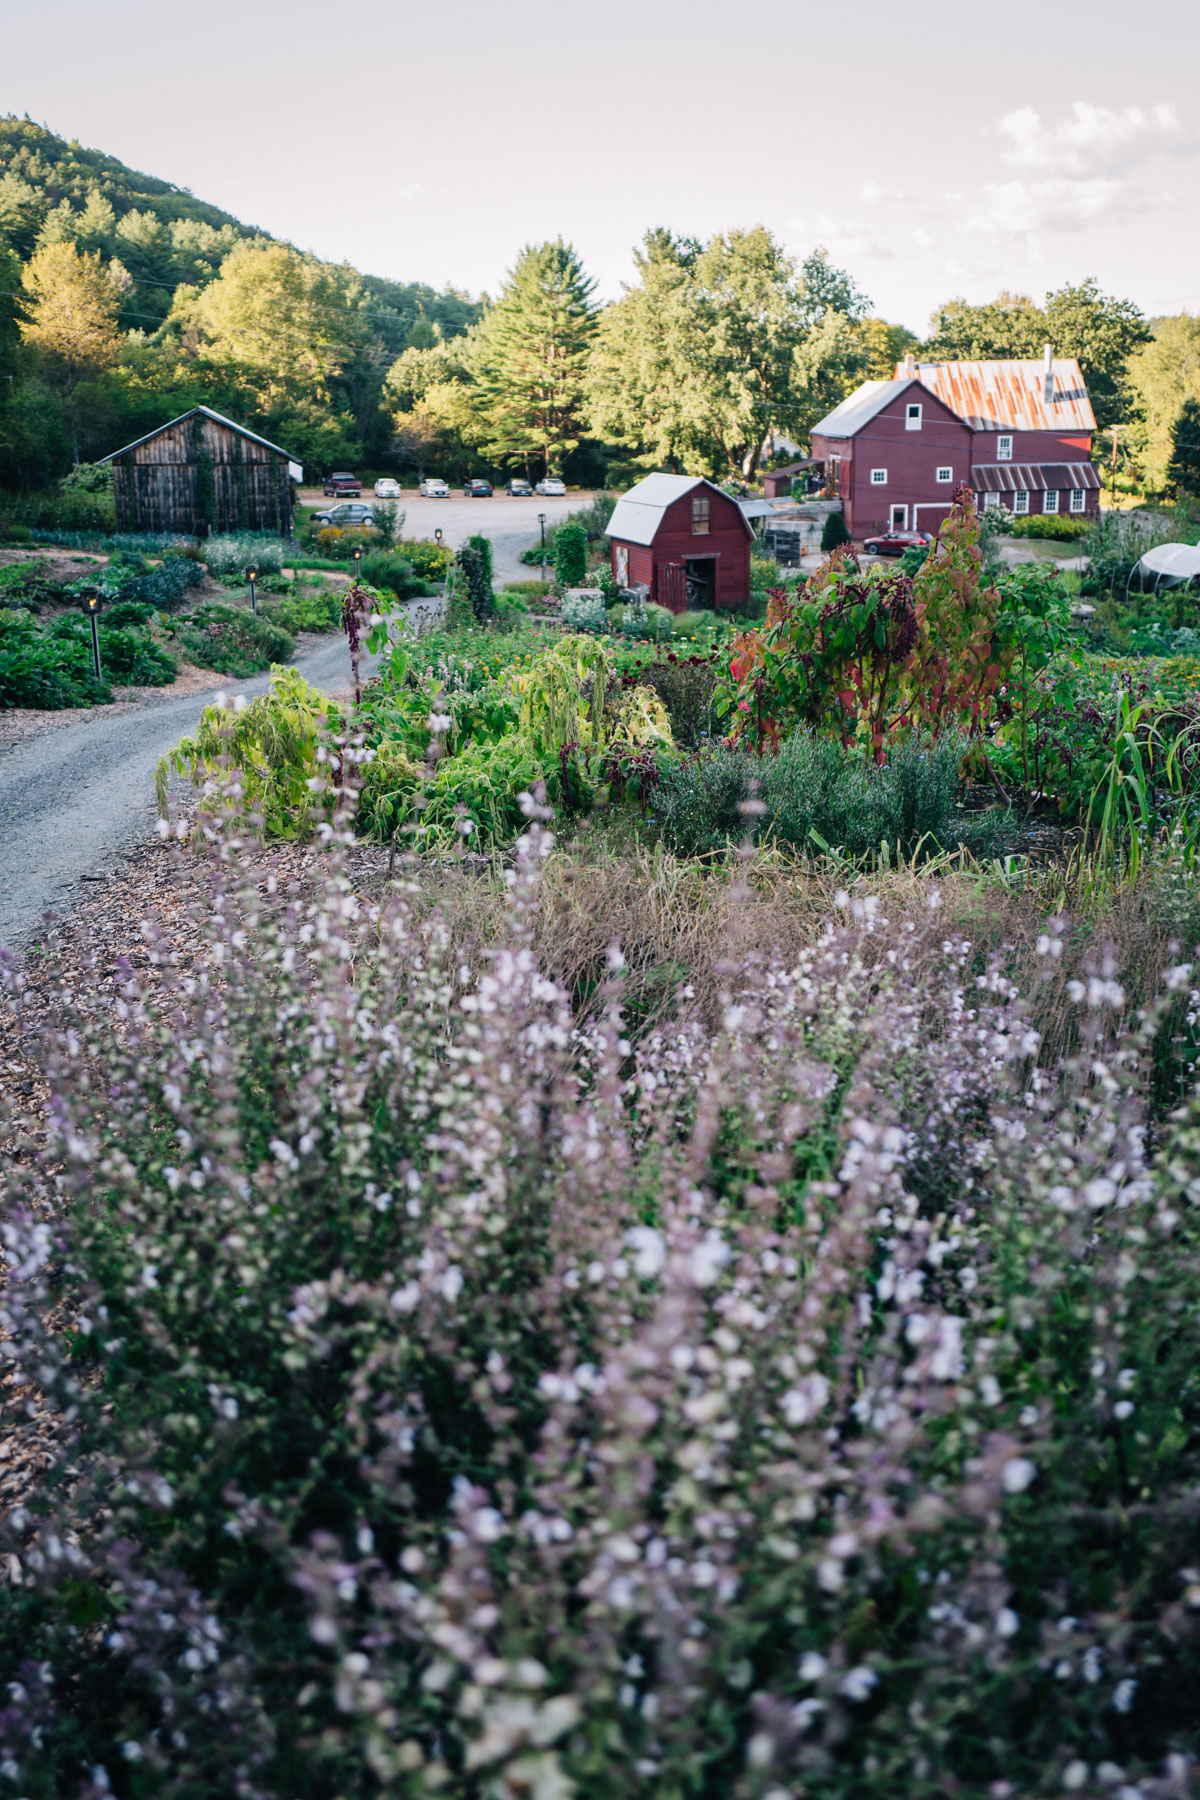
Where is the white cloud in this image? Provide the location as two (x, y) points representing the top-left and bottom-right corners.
(788, 213), (896, 261)
(912, 228), (935, 251)
(998, 101), (1182, 176)
(968, 175), (1126, 235)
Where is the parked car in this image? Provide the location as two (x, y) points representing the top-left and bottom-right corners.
(464, 478), (493, 496)
(506, 478), (534, 496)
(535, 477), (566, 497)
(373, 477), (402, 498)
(862, 527), (933, 557)
(312, 501), (377, 529)
(323, 472), (361, 497)
(419, 477), (450, 498)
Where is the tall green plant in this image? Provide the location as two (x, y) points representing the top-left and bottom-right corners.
(553, 518), (588, 587)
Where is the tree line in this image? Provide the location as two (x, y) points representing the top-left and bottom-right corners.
(2, 116), (1196, 496)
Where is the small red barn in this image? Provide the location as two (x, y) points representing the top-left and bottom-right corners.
(605, 474), (754, 613)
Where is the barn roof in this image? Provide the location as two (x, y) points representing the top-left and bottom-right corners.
(809, 378), (921, 440)
(98, 405), (300, 466)
(605, 473), (755, 546)
(973, 462), (1101, 492)
(903, 359), (1096, 433)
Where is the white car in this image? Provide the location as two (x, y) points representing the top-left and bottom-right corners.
(374, 478), (402, 498)
(419, 477), (450, 498)
(535, 477), (566, 497)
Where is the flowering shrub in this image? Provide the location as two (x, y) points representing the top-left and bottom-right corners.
(3, 814), (1200, 1798)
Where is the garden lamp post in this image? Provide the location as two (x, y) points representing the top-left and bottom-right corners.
(354, 548), (362, 585)
(246, 567), (258, 619)
(434, 526), (443, 574)
(83, 589), (102, 682)
(538, 512), (546, 584)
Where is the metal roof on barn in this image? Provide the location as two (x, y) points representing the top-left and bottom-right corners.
(606, 473), (755, 546)
(97, 405), (301, 467)
(904, 360), (1096, 433)
(810, 378), (919, 440)
(973, 462), (1100, 492)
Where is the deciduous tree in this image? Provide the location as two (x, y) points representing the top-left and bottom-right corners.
(1126, 313), (1200, 486)
(586, 232), (869, 480)
(18, 239), (127, 458)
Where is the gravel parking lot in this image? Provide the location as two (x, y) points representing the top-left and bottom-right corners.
(299, 488), (595, 585)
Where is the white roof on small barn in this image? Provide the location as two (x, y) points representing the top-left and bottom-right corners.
(1138, 544), (1200, 582)
(810, 378), (918, 441)
(606, 473), (754, 546)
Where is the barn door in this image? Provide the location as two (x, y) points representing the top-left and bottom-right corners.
(658, 562), (686, 613)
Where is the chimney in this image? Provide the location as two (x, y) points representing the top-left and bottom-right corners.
(1043, 342), (1054, 405)
(904, 353), (917, 380)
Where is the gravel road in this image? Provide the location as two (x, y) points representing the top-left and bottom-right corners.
(0, 633), (373, 951)
(300, 488), (594, 585)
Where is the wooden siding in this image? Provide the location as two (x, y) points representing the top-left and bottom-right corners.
(816, 385), (1098, 539)
(111, 413), (293, 537)
(609, 488), (751, 613)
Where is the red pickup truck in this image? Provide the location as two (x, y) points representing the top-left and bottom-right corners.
(323, 471), (361, 497)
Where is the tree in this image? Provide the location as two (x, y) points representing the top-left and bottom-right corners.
(924, 279), (1149, 431)
(1167, 397), (1200, 498)
(586, 231), (869, 480)
(470, 239), (597, 475)
(169, 241), (370, 468)
(855, 317), (920, 380)
(1042, 279), (1149, 430)
(1125, 314), (1200, 486)
(923, 291), (1047, 361)
(18, 240), (127, 459)
(585, 229), (708, 471)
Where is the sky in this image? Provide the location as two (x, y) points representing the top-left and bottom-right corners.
(2, 0), (1198, 332)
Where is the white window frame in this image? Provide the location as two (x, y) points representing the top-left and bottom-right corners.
(997, 434), (1013, 461)
(935, 466), (953, 484)
(1069, 488), (1086, 513)
(870, 468), (887, 485)
(905, 403), (922, 431)
(982, 491), (1001, 511)
(1043, 489), (1059, 514)
(889, 504), (909, 532)
(1013, 490), (1029, 515)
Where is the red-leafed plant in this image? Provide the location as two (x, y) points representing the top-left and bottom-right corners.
(718, 490), (1019, 759)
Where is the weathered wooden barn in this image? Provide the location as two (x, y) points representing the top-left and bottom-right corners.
(99, 407), (302, 537)
(605, 474), (754, 612)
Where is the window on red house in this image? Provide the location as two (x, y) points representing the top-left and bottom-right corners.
(692, 498), (710, 535)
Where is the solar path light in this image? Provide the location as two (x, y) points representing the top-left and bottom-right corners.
(246, 567), (258, 619)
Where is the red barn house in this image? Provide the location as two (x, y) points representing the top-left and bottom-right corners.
(810, 351), (1100, 540)
(605, 474), (753, 612)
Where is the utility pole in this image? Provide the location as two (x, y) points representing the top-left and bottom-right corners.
(1110, 425), (1120, 502)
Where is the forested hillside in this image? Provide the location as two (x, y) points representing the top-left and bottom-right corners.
(0, 117), (481, 484)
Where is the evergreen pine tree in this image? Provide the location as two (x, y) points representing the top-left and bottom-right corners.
(1167, 397), (1200, 498)
(472, 240), (596, 476)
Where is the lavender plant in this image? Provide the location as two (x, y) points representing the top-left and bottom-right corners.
(2, 793), (1200, 1800)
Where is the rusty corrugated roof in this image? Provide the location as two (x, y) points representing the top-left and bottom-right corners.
(903, 359), (1095, 433)
(973, 462), (1100, 492)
